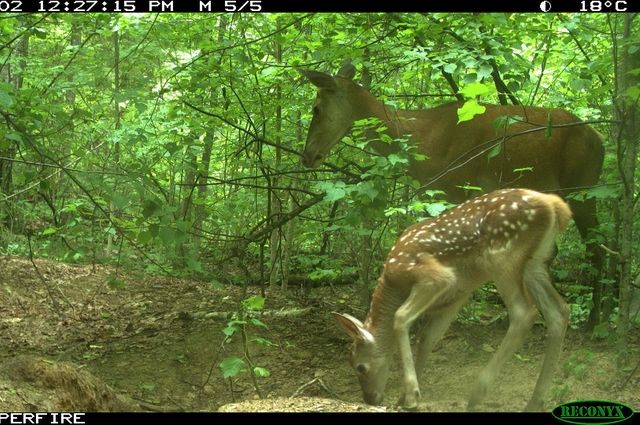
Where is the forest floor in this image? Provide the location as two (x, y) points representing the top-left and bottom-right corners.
(0, 255), (638, 413)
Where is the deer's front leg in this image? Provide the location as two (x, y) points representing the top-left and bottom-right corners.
(394, 279), (450, 410)
(393, 313), (420, 409)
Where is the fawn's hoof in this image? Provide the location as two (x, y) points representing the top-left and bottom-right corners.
(398, 389), (420, 411)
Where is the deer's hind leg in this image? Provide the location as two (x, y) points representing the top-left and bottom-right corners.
(415, 296), (470, 380)
(467, 275), (538, 411)
(523, 260), (569, 411)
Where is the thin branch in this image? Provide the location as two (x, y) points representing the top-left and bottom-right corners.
(42, 33), (96, 96)
(0, 14), (50, 52)
(1, 111), (173, 276)
(414, 120), (617, 196)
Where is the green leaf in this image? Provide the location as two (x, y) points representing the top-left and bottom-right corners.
(316, 181), (348, 203)
(253, 367), (270, 378)
(219, 357), (246, 379)
(569, 78), (591, 91)
(624, 85), (640, 101)
(459, 82), (491, 98)
(61, 203), (78, 213)
(413, 153), (428, 161)
(111, 193), (130, 209)
(164, 142), (180, 155)
(141, 383), (155, 391)
(186, 257), (202, 273)
(248, 318), (268, 329)
(253, 337), (275, 347)
(591, 323), (609, 339)
(309, 268), (338, 281)
(159, 226), (176, 243)
(356, 181), (379, 201)
(456, 184), (483, 192)
(493, 115), (523, 130)
(384, 206), (407, 217)
(107, 276), (126, 289)
(243, 295), (265, 311)
(222, 319), (246, 337)
(5, 132), (22, 143)
(487, 143), (503, 162)
(580, 185), (619, 200)
(443, 63), (457, 74)
(425, 202), (448, 216)
(137, 230), (152, 244)
(457, 100), (487, 123)
(545, 112), (553, 138)
(210, 279), (223, 290)
(222, 323), (239, 337)
(387, 154), (408, 166)
(477, 64), (493, 80)
(0, 89), (14, 109)
(408, 201), (427, 213)
(42, 227), (58, 236)
(423, 190), (446, 198)
(142, 198), (161, 218)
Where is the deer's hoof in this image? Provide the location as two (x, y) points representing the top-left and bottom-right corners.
(398, 389), (420, 411)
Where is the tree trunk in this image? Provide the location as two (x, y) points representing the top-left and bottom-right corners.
(177, 150), (197, 267)
(614, 14), (638, 352)
(194, 133), (213, 259)
(194, 15), (229, 260)
(107, 24), (121, 256)
(269, 28), (284, 288)
(0, 27), (29, 231)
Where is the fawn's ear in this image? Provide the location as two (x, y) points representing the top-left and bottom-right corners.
(332, 312), (374, 343)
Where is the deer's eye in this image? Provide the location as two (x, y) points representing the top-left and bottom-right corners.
(356, 364), (368, 375)
(313, 106), (320, 115)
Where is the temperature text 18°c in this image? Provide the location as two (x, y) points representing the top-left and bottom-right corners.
(579, 0), (627, 11)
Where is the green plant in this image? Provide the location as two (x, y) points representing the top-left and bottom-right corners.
(219, 295), (273, 400)
(562, 350), (595, 380)
(549, 383), (571, 401)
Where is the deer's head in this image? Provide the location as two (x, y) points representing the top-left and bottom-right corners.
(333, 312), (391, 405)
(298, 63), (357, 168)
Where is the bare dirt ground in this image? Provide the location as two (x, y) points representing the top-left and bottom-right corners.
(0, 255), (638, 412)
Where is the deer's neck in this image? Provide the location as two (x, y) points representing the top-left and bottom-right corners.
(364, 278), (406, 356)
(349, 89), (417, 157)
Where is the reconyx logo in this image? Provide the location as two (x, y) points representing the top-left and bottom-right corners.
(552, 400), (635, 425)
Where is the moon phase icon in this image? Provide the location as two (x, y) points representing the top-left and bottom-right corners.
(540, 1), (552, 11)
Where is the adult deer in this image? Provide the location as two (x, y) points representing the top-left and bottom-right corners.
(334, 188), (572, 410)
(299, 63), (604, 312)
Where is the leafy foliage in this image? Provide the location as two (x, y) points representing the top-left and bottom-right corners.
(0, 14), (636, 336)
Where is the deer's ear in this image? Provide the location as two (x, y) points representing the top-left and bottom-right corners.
(332, 312), (374, 343)
(297, 69), (338, 90)
(336, 61), (356, 80)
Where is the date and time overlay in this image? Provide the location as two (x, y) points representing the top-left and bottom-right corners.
(0, 0), (636, 12)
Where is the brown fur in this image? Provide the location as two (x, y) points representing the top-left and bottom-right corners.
(334, 189), (572, 411)
(301, 67), (603, 284)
